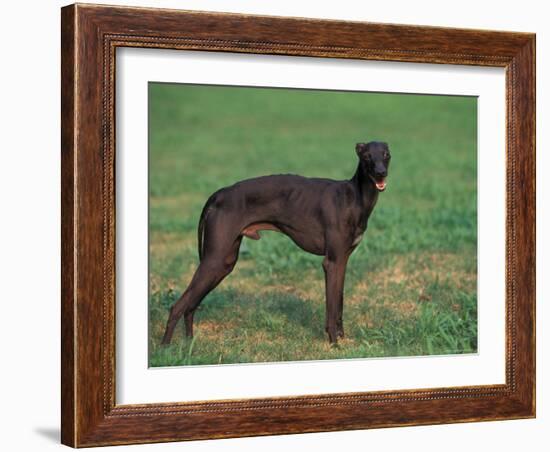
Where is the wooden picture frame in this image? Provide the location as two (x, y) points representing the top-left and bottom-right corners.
(61, 3), (535, 447)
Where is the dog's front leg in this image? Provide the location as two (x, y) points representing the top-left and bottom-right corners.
(322, 253), (349, 344)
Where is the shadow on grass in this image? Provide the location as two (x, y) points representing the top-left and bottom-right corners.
(150, 286), (327, 341)
(149, 287), (330, 366)
(187, 287), (324, 336)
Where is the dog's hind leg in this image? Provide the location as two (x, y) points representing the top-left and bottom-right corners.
(161, 218), (242, 344)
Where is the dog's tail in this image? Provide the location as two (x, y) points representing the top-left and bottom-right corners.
(197, 204), (208, 262)
(197, 195), (215, 262)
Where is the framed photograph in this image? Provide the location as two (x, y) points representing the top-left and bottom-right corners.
(61, 3), (535, 447)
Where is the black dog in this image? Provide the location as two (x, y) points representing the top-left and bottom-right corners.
(161, 141), (391, 344)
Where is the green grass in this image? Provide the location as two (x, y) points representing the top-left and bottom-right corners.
(148, 83), (478, 366)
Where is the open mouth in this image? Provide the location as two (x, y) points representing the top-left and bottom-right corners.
(370, 175), (387, 192)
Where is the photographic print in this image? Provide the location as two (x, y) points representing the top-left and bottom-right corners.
(148, 83), (478, 367)
(61, 5), (535, 445)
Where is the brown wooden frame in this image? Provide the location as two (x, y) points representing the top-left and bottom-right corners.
(61, 3), (536, 447)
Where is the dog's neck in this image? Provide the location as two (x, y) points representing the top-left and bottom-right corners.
(351, 162), (379, 210)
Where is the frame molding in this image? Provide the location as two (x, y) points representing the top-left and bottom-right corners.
(61, 3), (535, 447)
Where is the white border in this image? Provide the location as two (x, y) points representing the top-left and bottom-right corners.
(116, 48), (506, 404)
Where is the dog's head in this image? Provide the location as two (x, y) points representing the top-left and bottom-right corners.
(355, 141), (391, 192)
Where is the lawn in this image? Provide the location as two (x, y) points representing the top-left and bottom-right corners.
(148, 83), (478, 366)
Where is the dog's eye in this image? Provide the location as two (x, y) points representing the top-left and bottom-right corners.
(384, 152), (391, 160)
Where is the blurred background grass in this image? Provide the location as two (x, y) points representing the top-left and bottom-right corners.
(148, 83), (477, 366)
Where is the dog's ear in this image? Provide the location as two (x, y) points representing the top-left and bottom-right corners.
(355, 143), (368, 157)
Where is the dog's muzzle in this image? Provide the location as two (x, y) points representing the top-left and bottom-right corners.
(375, 178), (386, 191)
(370, 174), (387, 191)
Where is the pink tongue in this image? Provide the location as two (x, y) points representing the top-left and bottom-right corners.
(375, 179), (386, 190)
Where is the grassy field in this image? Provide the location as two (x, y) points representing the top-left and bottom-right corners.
(148, 83), (477, 366)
